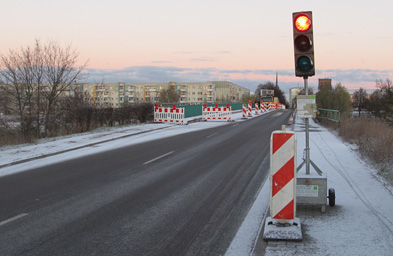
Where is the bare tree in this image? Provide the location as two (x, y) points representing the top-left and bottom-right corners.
(0, 39), (88, 139)
(0, 40), (45, 140)
(368, 79), (393, 125)
(352, 88), (369, 117)
(159, 87), (180, 103)
(41, 40), (88, 136)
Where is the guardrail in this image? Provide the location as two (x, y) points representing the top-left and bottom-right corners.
(317, 108), (341, 125)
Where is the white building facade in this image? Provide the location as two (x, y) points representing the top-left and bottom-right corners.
(77, 81), (249, 108)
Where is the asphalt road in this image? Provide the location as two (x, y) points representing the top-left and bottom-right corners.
(0, 110), (291, 256)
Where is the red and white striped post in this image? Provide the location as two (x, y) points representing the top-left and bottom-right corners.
(242, 104), (247, 119)
(270, 130), (297, 223)
(255, 102), (259, 115)
(248, 101), (252, 117)
(261, 101), (266, 113)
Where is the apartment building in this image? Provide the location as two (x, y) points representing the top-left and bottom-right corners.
(77, 81), (249, 108)
(318, 78), (332, 90)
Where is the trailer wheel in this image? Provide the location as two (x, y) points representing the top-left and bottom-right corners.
(328, 188), (336, 207)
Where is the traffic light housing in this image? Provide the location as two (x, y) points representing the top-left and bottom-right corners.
(293, 11), (315, 77)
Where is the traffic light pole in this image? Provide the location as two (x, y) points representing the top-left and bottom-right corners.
(304, 77), (311, 175)
(297, 76), (323, 175)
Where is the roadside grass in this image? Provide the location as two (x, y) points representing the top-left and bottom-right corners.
(321, 116), (393, 186)
(0, 128), (25, 146)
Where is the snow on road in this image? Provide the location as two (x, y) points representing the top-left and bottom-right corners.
(0, 118), (231, 177)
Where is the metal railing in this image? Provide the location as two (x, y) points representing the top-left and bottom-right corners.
(317, 108), (341, 124)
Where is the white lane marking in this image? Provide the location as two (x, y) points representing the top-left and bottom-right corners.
(143, 151), (175, 165)
(232, 123), (239, 127)
(206, 132), (218, 138)
(0, 213), (28, 227)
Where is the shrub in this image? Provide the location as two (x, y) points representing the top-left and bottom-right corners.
(338, 116), (393, 184)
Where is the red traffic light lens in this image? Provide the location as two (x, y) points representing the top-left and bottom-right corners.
(295, 14), (311, 32)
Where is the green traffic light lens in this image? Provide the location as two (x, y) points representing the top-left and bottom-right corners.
(297, 56), (313, 72)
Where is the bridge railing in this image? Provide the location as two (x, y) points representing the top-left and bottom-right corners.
(317, 108), (341, 125)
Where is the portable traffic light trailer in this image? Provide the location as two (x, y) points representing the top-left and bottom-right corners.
(292, 11), (335, 213)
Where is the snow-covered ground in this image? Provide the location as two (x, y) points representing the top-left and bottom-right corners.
(260, 118), (393, 255)
(1, 111), (393, 255)
(223, 115), (393, 256)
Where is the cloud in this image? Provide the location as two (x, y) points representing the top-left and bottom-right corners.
(320, 69), (393, 84)
(151, 60), (172, 64)
(84, 66), (393, 93)
(188, 57), (217, 62)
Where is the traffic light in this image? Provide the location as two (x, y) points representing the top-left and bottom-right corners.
(292, 11), (315, 77)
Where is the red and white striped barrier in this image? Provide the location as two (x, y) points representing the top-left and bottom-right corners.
(255, 103), (259, 115)
(248, 101), (252, 117)
(202, 104), (232, 121)
(242, 104), (247, 119)
(270, 130), (297, 223)
(154, 105), (168, 123)
(260, 102), (267, 112)
(169, 107), (185, 124)
(268, 103), (277, 110)
(154, 104), (185, 125)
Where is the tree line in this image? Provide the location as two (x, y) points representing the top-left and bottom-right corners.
(316, 79), (393, 126)
(354, 79), (393, 125)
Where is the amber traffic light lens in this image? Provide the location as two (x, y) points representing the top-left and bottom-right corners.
(295, 15), (311, 32)
(294, 35), (312, 52)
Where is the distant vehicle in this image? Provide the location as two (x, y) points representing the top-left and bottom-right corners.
(260, 96), (279, 104)
(261, 96), (273, 103)
(260, 89), (278, 104)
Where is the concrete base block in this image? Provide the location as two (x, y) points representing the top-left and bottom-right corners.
(263, 217), (303, 241)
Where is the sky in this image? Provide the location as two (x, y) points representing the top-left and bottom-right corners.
(1, 0), (393, 95)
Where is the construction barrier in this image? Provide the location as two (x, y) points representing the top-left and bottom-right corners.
(202, 104), (232, 121)
(248, 101), (252, 117)
(268, 103), (277, 110)
(260, 102), (267, 112)
(270, 130), (297, 223)
(255, 103), (259, 115)
(154, 104), (185, 125)
(242, 104), (247, 119)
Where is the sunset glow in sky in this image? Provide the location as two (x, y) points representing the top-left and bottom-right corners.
(1, 0), (393, 93)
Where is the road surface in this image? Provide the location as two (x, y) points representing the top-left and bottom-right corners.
(0, 110), (291, 256)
